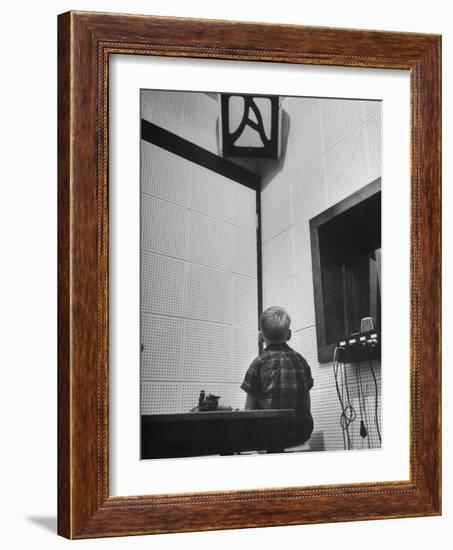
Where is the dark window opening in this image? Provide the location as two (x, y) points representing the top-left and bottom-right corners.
(310, 179), (381, 363)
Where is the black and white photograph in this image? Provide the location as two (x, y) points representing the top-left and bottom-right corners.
(140, 90), (382, 460)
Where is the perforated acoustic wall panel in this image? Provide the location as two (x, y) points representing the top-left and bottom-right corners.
(182, 320), (232, 382)
(141, 194), (187, 259)
(141, 140), (190, 205)
(186, 212), (234, 272)
(141, 90), (219, 154)
(141, 252), (186, 317)
(140, 91), (258, 415)
(141, 314), (183, 381)
(261, 96), (382, 452)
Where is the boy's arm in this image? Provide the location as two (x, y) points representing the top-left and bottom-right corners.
(244, 392), (259, 410)
(241, 356), (262, 410)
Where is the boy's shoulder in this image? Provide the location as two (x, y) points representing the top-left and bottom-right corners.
(259, 345), (307, 364)
(248, 345), (309, 367)
(287, 347), (307, 360)
(268, 345), (311, 369)
(265, 344), (305, 357)
(248, 353), (266, 368)
(286, 347), (309, 364)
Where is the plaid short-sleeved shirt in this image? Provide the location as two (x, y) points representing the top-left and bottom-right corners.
(241, 342), (314, 442)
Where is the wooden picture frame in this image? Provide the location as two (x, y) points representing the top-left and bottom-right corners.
(58, 11), (441, 539)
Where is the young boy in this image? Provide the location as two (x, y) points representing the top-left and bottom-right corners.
(241, 306), (314, 445)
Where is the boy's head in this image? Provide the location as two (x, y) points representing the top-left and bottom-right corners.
(260, 306), (291, 345)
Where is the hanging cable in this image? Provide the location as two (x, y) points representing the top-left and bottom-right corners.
(333, 349), (347, 450)
(333, 347), (356, 450)
(339, 360), (351, 450)
(342, 363), (354, 449)
(369, 360), (382, 443)
(354, 363), (370, 447)
(357, 364), (371, 449)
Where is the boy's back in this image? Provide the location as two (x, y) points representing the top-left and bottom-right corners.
(241, 342), (314, 444)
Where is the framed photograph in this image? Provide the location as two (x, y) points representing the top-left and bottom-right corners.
(58, 11), (441, 539)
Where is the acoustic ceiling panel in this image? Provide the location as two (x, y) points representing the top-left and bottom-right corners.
(141, 381), (181, 414)
(141, 194), (187, 259)
(182, 319), (232, 382)
(141, 251), (186, 317)
(234, 227), (257, 278)
(141, 314), (183, 381)
(290, 157), (326, 225)
(186, 210), (234, 272)
(185, 263), (232, 324)
(233, 275), (258, 329)
(262, 228), (294, 290)
(141, 140), (190, 206)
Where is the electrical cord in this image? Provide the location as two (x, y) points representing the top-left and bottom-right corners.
(354, 363), (367, 444)
(333, 347), (356, 450)
(369, 360), (382, 443)
(339, 361), (351, 450)
(356, 363), (371, 448)
(342, 363), (353, 449)
(333, 340), (381, 449)
(337, 358), (347, 450)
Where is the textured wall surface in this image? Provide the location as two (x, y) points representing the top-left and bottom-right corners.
(140, 91), (258, 414)
(261, 96), (382, 451)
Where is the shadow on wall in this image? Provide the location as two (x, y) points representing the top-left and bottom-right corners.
(258, 108), (291, 181)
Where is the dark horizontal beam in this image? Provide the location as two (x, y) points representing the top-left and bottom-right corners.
(141, 118), (260, 191)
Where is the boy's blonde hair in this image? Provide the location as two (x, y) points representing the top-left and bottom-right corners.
(260, 306), (291, 343)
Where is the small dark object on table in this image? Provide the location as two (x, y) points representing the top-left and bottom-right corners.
(191, 391), (233, 412)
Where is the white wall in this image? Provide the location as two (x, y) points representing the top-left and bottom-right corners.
(0, 1), (450, 549)
(261, 96), (382, 451)
(140, 91), (258, 413)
